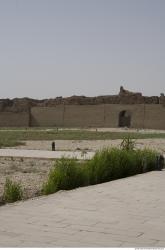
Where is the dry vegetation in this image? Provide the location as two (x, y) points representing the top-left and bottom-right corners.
(0, 157), (52, 202)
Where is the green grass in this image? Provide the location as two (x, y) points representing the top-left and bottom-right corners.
(0, 139), (25, 148)
(0, 128), (165, 148)
(42, 147), (158, 195)
(42, 158), (87, 194)
(2, 178), (23, 203)
(85, 148), (157, 185)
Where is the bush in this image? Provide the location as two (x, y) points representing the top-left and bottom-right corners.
(43, 148), (158, 195)
(136, 148), (158, 172)
(42, 158), (87, 195)
(85, 148), (135, 185)
(85, 148), (158, 185)
(3, 178), (23, 203)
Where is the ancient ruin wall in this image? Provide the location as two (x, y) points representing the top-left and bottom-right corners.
(1, 87), (165, 129)
(0, 112), (29, 127)
(30, 106), (64, 127)
(29, 104), (165, 130)
(63, 105), (105, 127)
(0, 103), (165, 129)
(0, 86), (165, 113)
(104, 104), (145, 128)
(144, 105), (165, 130)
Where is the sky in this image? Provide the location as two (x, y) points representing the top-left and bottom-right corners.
(0, 0), (164, 99)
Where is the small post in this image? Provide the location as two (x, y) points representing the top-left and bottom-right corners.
(52, 141), (55, 151)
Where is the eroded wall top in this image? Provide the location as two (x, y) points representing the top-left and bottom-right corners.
(0, 86), (164, 112)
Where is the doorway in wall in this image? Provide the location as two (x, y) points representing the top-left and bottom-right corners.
(118, 110), (131, 128)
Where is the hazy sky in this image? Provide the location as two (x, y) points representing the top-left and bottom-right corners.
(0, 0), (164, 99)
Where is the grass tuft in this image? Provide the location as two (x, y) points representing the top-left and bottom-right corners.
(42, 158), (86, 195)
(3, 178), (23, 203)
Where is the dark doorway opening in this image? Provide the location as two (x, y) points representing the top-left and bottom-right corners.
(118, 110), (131, 128)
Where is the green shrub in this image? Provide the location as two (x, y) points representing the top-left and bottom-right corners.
(3, 178), (23, 203)
(85, 148), (157, 185)
(43, 147), (158, 195)
(137, 148), (157, 172)
(85, 148), (136, 185)
(42, 158), (86, 195)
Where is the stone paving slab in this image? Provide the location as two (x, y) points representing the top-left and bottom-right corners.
(0, 170), (165, 247)
(0, 148), (95, 160)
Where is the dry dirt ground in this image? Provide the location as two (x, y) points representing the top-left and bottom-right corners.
(0, 157), (53, 201)
(14, 138), (165, 154)
(1, 127), (165, 203)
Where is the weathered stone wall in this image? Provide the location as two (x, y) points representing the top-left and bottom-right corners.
(63, 105), (105, 127)
(0, 86), (165, 112)
(29, 104), (165, 130)
(0, 104), (165, 129)
(104, 104), (145, 128)
(30, 106), (64, 127)
(144, 105), (165, 130)
(0, 87), (165, 129)
(0, 112), (29, 127)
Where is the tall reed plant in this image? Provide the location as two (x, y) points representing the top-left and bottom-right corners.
(3, 178), (23, 203)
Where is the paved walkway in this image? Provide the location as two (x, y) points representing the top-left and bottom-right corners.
(0, 149), (95, 160)
(0, 170), (165, 247)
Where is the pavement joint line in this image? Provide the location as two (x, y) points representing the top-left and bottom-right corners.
(1, 170), (165, 247)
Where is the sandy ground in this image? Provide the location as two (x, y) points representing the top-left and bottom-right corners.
(0, 157), (53, 202)
(86, 127), (165, 133)
(1, 127), (165, 203)
(1, 138), (165, 202)
(13, 138), (165, 154)
(6, 127), (165, 153)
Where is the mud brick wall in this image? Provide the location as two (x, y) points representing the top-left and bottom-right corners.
(30, 106), (64, 127)
(29, 104), (165, 129)
(104, 104), (145, 128)
(0, 112), (29, 127)
(63, 105), (105, 127)
(144, 105), (165, 130)
(1, 104), (165, 129)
